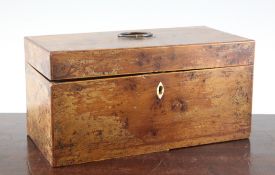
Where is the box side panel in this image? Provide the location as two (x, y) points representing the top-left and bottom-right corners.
(51, 65), (253, 166)
(24, 38), (51, 79)
(26, 64), (53, 165)
(51, 41), (254, 80)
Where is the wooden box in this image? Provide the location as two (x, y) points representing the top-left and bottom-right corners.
(25, 26), (255, 167)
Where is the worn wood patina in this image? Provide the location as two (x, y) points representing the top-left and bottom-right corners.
(25, 26), (255, 167)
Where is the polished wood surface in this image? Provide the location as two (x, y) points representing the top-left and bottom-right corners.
(25, 26), (254, 80)
(0, 114), (274, 175)
(26, 63), (253, 166)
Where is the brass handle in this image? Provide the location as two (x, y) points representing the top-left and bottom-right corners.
(157, 82), (164, 99)
(118, 32), (153, 38)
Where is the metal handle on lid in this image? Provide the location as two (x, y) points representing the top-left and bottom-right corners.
(118, 32), (153, 38)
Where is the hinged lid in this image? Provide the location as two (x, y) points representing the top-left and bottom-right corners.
(24, 26), (254, 81)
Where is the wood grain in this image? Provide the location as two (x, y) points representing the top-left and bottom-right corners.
(49, 42), (254, 80)
(24, 27), (254, 80)
(48, 65), (253, 166)
(25, 64), (53, 165)
(24, 38), (51, 79)
(3, 114), (275, 175)
(25, 27), (255, 167)
(28, 138), (252, 175)
(24, 26), (250, 52)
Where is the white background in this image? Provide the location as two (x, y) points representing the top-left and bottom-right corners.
(0, 0), (274, 113)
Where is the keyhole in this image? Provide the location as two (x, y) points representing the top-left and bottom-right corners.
(158, 86), (163, 94)
(157, 82), (164, 99)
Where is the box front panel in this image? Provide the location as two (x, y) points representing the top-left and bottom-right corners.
(51, 65), (253, 166)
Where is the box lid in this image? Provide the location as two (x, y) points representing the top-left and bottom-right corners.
(24, 26), (254, 81)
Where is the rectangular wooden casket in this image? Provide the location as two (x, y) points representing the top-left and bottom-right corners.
(25, 26), (255, 167)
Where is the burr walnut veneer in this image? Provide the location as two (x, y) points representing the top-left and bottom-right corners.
(25, 26), (255, 167)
